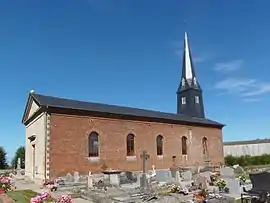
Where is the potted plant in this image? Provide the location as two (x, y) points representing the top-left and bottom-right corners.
(214, 178), (227, 191)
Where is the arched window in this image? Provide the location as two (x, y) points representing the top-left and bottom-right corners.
(181, 136), (187, 155)
(88, 132), (99, 157)
(127, 134), (135, 156)
(202, 137), (208, 155)
(156, 135), (164, 156)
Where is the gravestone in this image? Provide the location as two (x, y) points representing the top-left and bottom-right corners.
(199, 171), (212, 182)
(234, 166), (244, 174)
(109, 173), (120, 186)
(226, 178), (241, 197)
(182, 171), (192, 181)
(170, 167), (177, 178)
(220, 167), (234, 178)
(175, 170), (181, 183)
(74, 171), (80, 183)
(249, 171), (270, 191)
(155, 170), (172, 182)
(66, 173), (73, 182)
(87, 171), (93, 189)
(195, 175), (208, 190)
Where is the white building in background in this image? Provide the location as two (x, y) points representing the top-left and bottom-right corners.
(223, 139), (270, 157)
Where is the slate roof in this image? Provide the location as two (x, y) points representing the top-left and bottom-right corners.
(26, 93), (224, 127)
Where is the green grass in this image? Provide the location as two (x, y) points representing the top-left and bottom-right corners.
(6, 190), (54, 203)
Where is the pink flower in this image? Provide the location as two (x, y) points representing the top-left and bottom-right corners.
(40, 191), (50, 200)
(56, 194), (74, 203)
(30, 196), (42, 203)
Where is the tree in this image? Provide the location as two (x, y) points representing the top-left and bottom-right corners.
(11, 146), (25, 169)
(0, 146), (8, 169)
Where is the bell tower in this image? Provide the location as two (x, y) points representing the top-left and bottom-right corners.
(176, 32), (205, 118)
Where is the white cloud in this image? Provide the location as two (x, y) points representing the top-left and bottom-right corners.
(214, 77), (270, 101)
(214, 60), (243, 73)
(242, 98), (262, 103)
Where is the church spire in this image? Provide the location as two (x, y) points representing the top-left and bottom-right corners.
(176, 32), (205, 118)
(183, 32), (193, 80)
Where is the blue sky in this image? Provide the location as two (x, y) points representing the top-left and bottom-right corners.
(1, 0), (270, 161)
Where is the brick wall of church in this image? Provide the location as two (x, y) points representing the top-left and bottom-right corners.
(48, 113), (224, 178)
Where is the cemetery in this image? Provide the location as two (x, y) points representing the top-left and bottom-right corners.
(1, 153), (270, 203)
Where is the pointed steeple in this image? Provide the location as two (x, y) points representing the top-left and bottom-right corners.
(176, 32), (205, 118)
(183, 32), (193, 80)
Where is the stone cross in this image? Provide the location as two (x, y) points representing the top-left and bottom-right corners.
(140, 150), (150, 189)
(140, 150), (150, 174)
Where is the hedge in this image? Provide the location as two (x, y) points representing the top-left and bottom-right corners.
(225, 154), (270, 167)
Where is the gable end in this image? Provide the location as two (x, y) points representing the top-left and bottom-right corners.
(22, 94), (42, 124)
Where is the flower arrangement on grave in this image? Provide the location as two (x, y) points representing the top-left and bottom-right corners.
(167, 184), (182, 193)
(30, 192), (74, 203)
(0, 174), (12, 193)
(239, 174), (247, 183)
(30, 192), (51, 203)
(43, 178), (63, 192)
(194, 189), (208, 201)
(55, 194), (74, 203)
(214, 178), (227, 190)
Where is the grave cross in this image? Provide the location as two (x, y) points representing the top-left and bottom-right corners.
(140, 150), (149, 174)
(140, 150), (150, 190)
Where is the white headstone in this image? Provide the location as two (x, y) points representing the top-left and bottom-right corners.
(182, 171), (192, 181)
(87, 171), (93, 189)
(74, 171), (80, 183)
(66, 173), (73, 182)
(109, 174), (120, 186)
(226, 178), (241, 196)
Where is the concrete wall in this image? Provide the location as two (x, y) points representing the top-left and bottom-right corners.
(25, 113), (46, 183)
(224, 143), (270, 157)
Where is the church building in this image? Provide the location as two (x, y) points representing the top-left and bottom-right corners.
(22, 32), (225, 183)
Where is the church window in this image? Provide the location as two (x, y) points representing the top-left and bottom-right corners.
(182, 97), (186, 104)
(181, 136), (188, 155)
(127, 134), (135, 156)
(195, 96), (199, 104)
(202, 137), (208, 154)
(156, 135), (164, 156)
(88, 131), (99, 157)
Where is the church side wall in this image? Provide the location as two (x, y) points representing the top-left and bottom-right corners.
(25, 113), (46, 183)
(224, 143), (270, 157)
(49, 114), (224, 178)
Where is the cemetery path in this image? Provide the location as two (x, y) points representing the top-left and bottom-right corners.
(0, 194), (14, 203)
(14, 180), (91, 203)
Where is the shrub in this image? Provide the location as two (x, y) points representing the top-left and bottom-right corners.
(225, 154), (270, 166)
